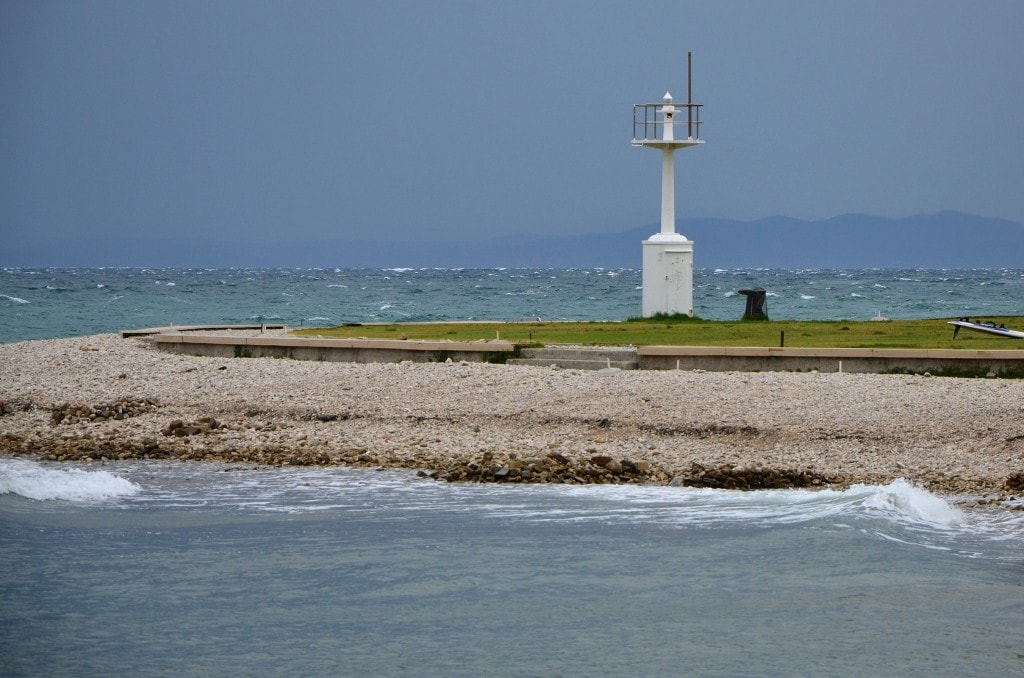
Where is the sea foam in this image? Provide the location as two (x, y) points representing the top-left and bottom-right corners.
(0, 458), (140, 502)
(859, 478), (965, 527)
(471, 478), (977, 537)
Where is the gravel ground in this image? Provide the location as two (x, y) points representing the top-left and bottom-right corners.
(2, 332), (1023, 501)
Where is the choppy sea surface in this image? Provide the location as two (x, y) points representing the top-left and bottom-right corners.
(1, 459), (1023, 676)
(2, 267), (1023, 343)
(2, 268), (1023, 675)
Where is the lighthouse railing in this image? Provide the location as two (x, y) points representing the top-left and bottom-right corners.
(632, 103), (703, 143)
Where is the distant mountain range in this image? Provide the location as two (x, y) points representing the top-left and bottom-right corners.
(4, 211), (1023, 268)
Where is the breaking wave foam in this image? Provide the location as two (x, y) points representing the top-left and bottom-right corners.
(0, 458), (140, 502)
(858, 478), (965, 527)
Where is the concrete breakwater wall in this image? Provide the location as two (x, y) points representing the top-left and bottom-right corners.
(143, 330), (1024, 376)
(151, 332), (517, 364)
(637, 345), (1024, 376)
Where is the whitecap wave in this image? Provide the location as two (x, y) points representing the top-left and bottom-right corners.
(76, 465), (1021, 558)
(859, 478), (965, 527)
(0, 458), (140, 502)
(1, 294), (30, 304)
(159, 470), (966, 534)
(461, 479), (983, 539)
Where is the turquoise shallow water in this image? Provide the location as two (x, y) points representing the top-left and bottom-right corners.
(2, 267), (1023, 343)
(2, 460), (1023, 677)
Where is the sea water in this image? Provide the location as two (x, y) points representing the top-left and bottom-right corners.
(2, 269), (1024, 675)
(2, 267), (1023, 343)
(1, 459), (1023, 676)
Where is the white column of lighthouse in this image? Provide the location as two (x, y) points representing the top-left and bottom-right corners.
(660, 148), (675, 236)
(659, 94), (677, 236)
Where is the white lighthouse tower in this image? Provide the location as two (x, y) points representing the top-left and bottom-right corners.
(632, 53), (704, 317)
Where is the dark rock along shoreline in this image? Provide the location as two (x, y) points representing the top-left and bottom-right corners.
(3, 394), (1022, 507)
(4, 398), (840, 490)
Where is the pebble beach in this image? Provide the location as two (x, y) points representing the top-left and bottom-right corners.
(2, 331), (1023, 501)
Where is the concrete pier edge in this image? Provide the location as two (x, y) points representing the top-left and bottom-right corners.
(127, 326), (1024, 375)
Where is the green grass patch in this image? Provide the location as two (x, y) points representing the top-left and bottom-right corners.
(293, 316), (1024, 350)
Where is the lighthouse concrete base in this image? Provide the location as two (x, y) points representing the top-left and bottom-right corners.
(642, 234), (694, 317)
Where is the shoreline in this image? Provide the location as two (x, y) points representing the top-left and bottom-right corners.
(2, 333), (1023, 505)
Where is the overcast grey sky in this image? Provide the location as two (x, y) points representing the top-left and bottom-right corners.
(2, 0), (1022, 251)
